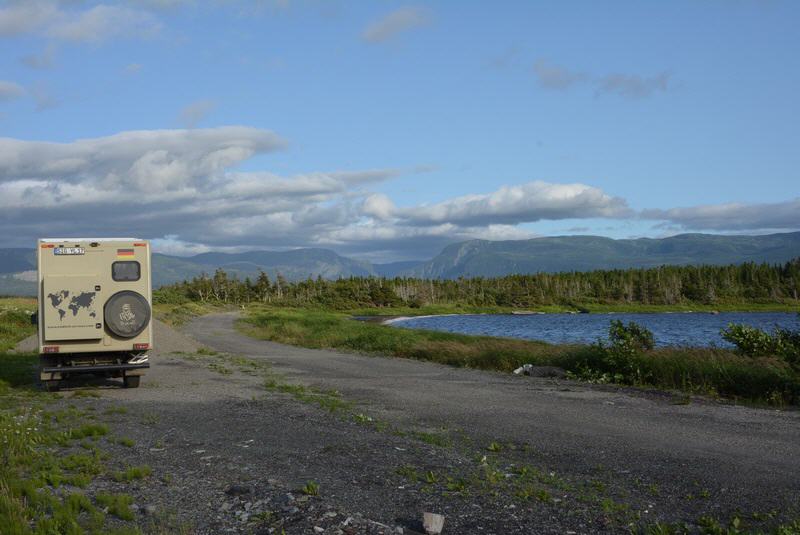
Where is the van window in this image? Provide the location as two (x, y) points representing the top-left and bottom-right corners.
(112, 261), (140, 282)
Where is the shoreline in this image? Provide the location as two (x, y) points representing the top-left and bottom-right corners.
(353, 308), (799, 325)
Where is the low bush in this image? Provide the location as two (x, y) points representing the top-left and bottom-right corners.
(722, 321), (800, 368)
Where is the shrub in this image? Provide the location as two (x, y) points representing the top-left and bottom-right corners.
(722, 322), (800, 368)
(583, 321), (656, 384)
(608, 320), (655, 354)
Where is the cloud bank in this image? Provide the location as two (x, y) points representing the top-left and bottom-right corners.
(0, 127), (794, 260)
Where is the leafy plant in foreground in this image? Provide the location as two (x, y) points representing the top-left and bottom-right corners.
(722, 321), (800, 369)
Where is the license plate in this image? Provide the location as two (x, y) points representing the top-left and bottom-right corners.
(54, 247), (85, 255)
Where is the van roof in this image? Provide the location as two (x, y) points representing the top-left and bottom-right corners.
(39, 238), (143, 242)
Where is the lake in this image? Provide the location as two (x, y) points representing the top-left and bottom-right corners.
(388, 312), (799, 347)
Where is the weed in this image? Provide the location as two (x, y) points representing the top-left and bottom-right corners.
(116, 437), (135, 448)
(486, 441), (503, 452)
(412, 431), (451, 448)
(301, 480), (320, 496)
(68, 423), (109, 439)
(96, 492), (135, 521)
(395, 465), (419, 481)
(141, 412), (160, 425)
(113, 464), (152, 482)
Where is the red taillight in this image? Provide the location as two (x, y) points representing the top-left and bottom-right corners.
(40, 244), (55, 249)
(133, 242), (147, 247)
(43, 346), (59, 353)
(133, 343), (149, 350)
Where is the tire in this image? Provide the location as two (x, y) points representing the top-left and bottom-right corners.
(123, 375), (140, 388)
(104, 291), (151, 339)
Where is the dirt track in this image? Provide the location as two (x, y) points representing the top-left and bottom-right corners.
(20, 315), (800, 534)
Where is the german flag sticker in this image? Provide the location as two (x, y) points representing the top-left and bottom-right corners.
(117, 248), (135, 258)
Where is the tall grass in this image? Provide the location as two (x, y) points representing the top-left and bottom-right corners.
(242, 307), (800, 405)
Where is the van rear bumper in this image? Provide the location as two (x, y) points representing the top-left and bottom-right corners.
(40, 362), (149, 374)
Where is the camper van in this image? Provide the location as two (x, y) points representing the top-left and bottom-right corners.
(36, 238), (152, 390)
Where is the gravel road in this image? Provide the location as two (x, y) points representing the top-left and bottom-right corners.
(186, 313), (800, 528)
(18, 315), (800, 533)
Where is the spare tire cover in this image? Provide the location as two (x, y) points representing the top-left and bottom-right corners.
(104, 291), (151, 339)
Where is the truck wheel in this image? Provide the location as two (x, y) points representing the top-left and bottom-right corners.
(123, 376), (140, 389)
(43, 380), (60, 392)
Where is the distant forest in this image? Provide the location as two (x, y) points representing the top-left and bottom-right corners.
(154, 259), (800, 309)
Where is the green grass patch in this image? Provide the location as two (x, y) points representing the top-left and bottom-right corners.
(241, 307), (800, 405)
(95, 492), (135, 521)
(112, 464), (152, 482)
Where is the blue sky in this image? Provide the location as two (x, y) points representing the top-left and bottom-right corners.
(0, 0), (798, 261)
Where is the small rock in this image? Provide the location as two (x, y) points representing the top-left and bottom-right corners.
(220, 502), (232, 512)
(314, 528), (324, 533)
(143, 505), (157, 516)
(423, 512), (445, 535)
(225, 484), (251, 497)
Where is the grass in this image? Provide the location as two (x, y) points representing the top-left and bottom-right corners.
(112, 465), (152, 482)
(241, 306), (800, 405)
(0, 298), (150, 533)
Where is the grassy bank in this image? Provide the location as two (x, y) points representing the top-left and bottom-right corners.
(241, 306), (800, 406)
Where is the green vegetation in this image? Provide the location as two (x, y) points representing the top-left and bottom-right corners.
(723, 323), (800, 368)
(0, 298), (151, 533)
(112, 465), (152, 482)
(154, 259), (800, 311)
(241, 307), (800, 405)
(301, 480), (320, 496)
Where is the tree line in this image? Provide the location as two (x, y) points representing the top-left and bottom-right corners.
(153, 259), (800, 309)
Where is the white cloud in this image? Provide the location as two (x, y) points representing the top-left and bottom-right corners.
(0, 2), (58, 37)
(47, 4), (161, 43)
(398, 181), (631, 226)
(0, 126), (286, 191)
(0, 81), (24, 101)
(642, 199), (800, 231)
(124, 63), (143, 75)
(362, 193), (396, 220)
(1, 1), (161, 44)
(595, 72), (670, 99)
(178, 99), (216, 128)
(533, 59), (671, 100)
(21, 43), (57, 69)
(533, 59), (586, 90)
(362, 6), (430, 43)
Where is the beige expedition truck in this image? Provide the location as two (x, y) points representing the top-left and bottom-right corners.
(36, 238), (152, 390)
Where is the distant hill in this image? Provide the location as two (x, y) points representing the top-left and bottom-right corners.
(152, 248), (375, 286)
(2, 232), (799, 296)
(0, 247), (377, 295)
(403, 232), (800, 279)
(373, 261), (425, 278)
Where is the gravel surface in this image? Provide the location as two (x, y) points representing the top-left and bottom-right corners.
(16, 315), (800, 534)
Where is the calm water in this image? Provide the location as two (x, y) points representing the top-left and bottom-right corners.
(389, 312), (799, 347)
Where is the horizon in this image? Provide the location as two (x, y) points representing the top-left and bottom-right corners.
(1, 1), (798, 262)
(3, 229), (799, 262)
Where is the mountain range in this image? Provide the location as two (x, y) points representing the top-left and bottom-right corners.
(2, 231), (798, 296)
